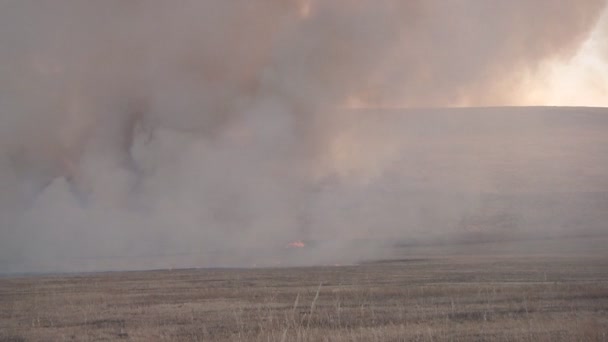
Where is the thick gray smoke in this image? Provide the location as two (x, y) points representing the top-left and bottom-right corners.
(0, 0), (607, 272)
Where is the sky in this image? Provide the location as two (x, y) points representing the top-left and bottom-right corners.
(525, 9), (608, 107)
(342, 4), (608, 108)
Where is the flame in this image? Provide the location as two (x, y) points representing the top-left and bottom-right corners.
(287, 240), (305, 248)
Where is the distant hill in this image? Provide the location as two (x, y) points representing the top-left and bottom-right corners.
(307, 106), (608, 241)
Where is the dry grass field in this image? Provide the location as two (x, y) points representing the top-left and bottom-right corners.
(1, 237), (608, 341)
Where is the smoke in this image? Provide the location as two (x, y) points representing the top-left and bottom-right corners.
(0, 0), (607, 272)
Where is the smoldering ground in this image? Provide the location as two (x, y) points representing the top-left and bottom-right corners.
(0, 1), (607, 273)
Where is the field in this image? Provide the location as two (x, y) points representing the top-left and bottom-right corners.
(1, 237), (608, 341)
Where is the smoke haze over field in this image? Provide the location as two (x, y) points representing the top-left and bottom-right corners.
(1, 1), (608, 272)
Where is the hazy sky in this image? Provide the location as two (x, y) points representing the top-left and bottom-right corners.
(340, 2), (608, 108)
(525, 9), (608, 107)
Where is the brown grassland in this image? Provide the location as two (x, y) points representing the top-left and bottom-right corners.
(1, 237), (608, 341)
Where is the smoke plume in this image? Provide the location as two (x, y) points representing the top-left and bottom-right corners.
(0, 0), (606, 272)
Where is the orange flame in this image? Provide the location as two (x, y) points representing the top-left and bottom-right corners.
(287, 240), (305, 248)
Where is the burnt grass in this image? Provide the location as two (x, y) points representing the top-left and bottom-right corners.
(1, 239), (608, 341)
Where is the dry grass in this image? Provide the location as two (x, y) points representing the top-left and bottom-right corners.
(1, 241), (608, 341)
